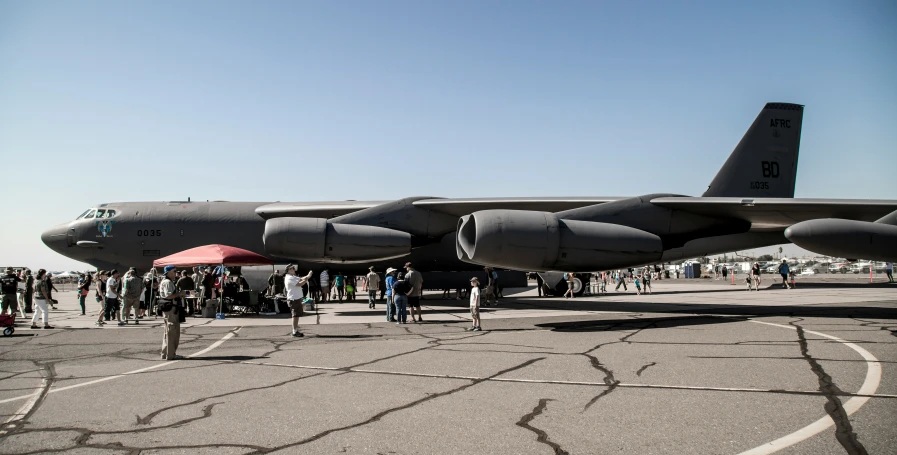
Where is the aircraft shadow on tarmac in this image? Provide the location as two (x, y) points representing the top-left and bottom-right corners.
(535, 315), (743, 332)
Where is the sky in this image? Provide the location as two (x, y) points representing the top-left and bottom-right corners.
(1, 0), (895, 270)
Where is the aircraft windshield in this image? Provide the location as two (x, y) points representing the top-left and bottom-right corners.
(75, 209), (90, 220)
(82, 209), (97, 219)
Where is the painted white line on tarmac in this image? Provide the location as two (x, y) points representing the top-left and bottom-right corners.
(0, 327), (240, 406)
(736, 320), (882, 455)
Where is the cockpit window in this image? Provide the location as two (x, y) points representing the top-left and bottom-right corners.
(75, 209), (90, 220)
(95, 209), (106, 218)
(104, 210), (116, 218)
(83, 209), (97, 219)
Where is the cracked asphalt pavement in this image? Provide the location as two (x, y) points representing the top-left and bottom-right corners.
(0, 282), (895, 454)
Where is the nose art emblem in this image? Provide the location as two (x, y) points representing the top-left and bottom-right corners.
(96, 220), (114, 238)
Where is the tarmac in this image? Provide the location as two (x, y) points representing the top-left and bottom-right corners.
(0, 278), (895, 454)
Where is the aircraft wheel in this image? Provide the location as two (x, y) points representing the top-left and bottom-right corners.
(3, 327), (13, 336)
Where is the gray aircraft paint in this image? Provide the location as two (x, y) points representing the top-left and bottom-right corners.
(785, 209), (897, 261)
(42, 103), (897, 278)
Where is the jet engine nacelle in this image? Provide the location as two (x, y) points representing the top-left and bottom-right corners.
(784, 219), (897, 261)
(264, 217), (412, 263)
(456, 210), (663, 271)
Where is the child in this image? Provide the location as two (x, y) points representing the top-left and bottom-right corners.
(634, 276), (642, 295)
(745, 276), (752, 291)
(468, 277), (482, 331)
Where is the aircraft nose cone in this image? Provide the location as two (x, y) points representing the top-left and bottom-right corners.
(41, 224), (69, 252)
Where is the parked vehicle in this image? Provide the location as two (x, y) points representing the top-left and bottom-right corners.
(829, 263), (850, 274)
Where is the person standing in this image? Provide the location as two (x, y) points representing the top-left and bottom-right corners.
(77, 273), (91, 315)
(484, 267), (497, 306)
(176, 270), (195, 315)
(23, 269), (34, 314)
(283, 264), (314, 337)
(391, 272), (412, 324)
(776, 260), (789, 289)
(365, 267), (380, 309)
(722, 265), (728, 281)
(751, 262), (763, 291)
(642, 268), (652, 294)
(0, 267), (20, 315)
(105, 270), (125, 326)
(468, 277), (482, 331)
(30, 269), (53, 329)
(158, 266), (186, 360)
(384, 268), (397, 322)
(121, 268), (144, 324)
(334, 273), (345, 302)
(886, 262), (893, 283)
(319, 269), (330, 303)
(94, 271), (107, 326)
(46, 273), (59, 309)
(404, 263), (424, 322)
(16, 270), (28, 317)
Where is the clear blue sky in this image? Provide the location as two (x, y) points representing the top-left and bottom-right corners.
(1, 0), (895, 270)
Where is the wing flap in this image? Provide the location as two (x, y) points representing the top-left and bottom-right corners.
(651, 197), (897, 227)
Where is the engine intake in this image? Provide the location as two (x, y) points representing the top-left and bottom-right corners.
(457, 210), (662, 271)
(264, 218), (411, 263)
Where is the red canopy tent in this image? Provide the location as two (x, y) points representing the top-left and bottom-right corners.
(151, 245), (274, 319)
(153, 244), (273, 267)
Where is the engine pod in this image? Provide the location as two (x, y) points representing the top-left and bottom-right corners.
(457, 210), (663, 271)
(785, 218), (897, 262)
(264, 217), (412, 263)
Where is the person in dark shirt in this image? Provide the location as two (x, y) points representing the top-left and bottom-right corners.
(1, 267), (21, 315)
(391, 273), (413, 324)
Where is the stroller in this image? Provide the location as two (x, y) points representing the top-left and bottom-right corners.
(0, 313), (15, 336)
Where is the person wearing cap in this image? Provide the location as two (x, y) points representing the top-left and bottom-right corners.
(159, 265), (187, 359)
(404, 262), (424, 322)
(283, 264), (314, 337)
(365, 266), (380, 310)
(468, 277), (482, 331)
(384, 267), (397, 322)
(0, 267), (20, 315)
(121, 268), (144, 324)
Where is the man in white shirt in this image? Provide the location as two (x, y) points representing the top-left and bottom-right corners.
(365, 267), (380, 310)
(468, 277), (481, 331)
(285, 264), (314, 337)
(105, 270), (124, 326)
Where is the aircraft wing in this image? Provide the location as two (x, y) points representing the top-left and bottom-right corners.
(650, 197), (897, 228)
(257, 197), (623, 219)
(412, 197), (622, 216)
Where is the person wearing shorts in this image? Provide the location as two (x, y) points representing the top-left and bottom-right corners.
(284, 264), (314, 337)
(467, 277), (481, 331)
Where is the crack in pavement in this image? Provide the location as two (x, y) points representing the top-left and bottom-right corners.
(248, 357), (546, 454)
(136, 372), (325, 425)
(791, 319), (868, 455)
(516, 398), (569, 455)
(636, 362), (657, 377)
(0, 362), (56, 437)
(580, 321), (657, 412)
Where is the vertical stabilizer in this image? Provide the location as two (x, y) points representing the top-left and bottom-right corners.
(703, 103), (803, 198)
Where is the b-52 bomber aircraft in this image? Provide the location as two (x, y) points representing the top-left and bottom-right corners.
(42, 102), (897, 293)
